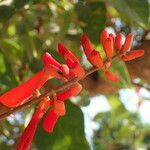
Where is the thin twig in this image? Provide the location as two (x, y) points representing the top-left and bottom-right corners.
(0, 53), (121, 120)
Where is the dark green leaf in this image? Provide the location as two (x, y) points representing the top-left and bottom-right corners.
(0, 5), (15, 22)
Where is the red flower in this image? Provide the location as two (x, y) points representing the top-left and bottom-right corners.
(16, 98), (49, 150)
(0, 64), (66, 107)
(58, 43), (85, 77)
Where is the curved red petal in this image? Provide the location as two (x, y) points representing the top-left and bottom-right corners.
(100, 30), (109, 47)
(122, 33), (134, 53)
(42, 52), (61, 68)
(90, 50), (103, 68)
(115, 33), (123, 51)
(103, 38), (113, 59)
(54, 100), (66, 116)
(43, 110), (59, 133)
(57, 83), (82, 101)
(81, 34), (93, 57)
(121, 49), (144, 61)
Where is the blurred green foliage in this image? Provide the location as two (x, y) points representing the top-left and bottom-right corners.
(0, 0), (149, 149)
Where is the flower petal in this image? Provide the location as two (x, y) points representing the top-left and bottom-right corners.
(54, 100), (66, 116)
(103, 37), (113, 59)
(122, 33), (134, 53)
(43, 110), (59, 133)
(121, 49), (144, 61)
(100, 29), (109, 47)
(115, 33), (123, 51)
(42, 52), (61, 68)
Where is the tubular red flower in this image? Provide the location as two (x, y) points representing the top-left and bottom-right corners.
(122, 33), (134, 53)
(100, 29), (109, 47)
(103, 37), (114, 59)
(121, 50), (144, 61)
(104, 71), (120, 82)
(16, 98), (49, 150)
(42, 110), (59, 133)
(0, 65), (65, 107)
(115, 33), (123, 51)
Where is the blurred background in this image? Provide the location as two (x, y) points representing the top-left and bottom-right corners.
(0, 0), (149, 150)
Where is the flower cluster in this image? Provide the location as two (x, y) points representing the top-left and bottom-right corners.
(0, 29), (144, 150)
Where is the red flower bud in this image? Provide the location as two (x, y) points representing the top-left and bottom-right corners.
(104, 71), (120, 82)
(115, 33), (123, 51)
(81, 34), (103, 68)
(121, 50), (144, 61)
(90, 50), (103, 68)
(81, 34), (93, 57)
(103, 37), (113, 59)
(122, 33), (134, 53)
(100, 29), (109, 47)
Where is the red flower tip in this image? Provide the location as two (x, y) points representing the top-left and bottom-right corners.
(57, 83), (82, 101)
(104, 71), (120, 82)
(90, 50), (103, 68)
(81, 34), (93, 57)
(57, 43), (67, 56)
(43, 110), (59, 133)
(81, 34), (88, 44)
(122, 33), (134, 53)
(115, 33), (123, 51)
(109, 33), (115, 41)
(42, 52), (61, 68)
(121, 49), (144, 61)
(103, 37), (113, 59)
(54, 100), (66, 116)
(100, 29), (109, 47)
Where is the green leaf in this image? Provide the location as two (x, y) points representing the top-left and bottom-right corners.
(0, 5), (15, 22)
(107, 0), (150, 29)
(75, 1), (106, 43)
(34, 101), (89, 150)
